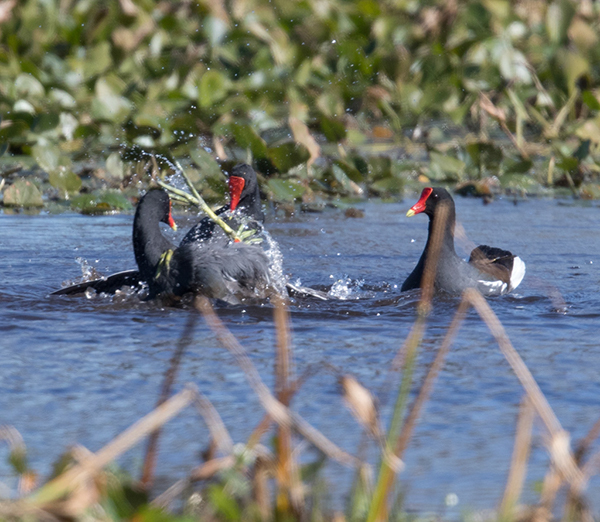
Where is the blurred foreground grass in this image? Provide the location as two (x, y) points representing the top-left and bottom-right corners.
(3, 1), (600, 210)
(1, 287), (599, 521)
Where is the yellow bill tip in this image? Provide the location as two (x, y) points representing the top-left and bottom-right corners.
(406, 209), (415, 217)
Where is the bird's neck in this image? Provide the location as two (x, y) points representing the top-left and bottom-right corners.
(426, 203), (456, 255)
(133, 212), (174, 280)
(238, 190), (264, 222)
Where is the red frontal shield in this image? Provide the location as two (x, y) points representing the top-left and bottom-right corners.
(168, 200), (177, 230)
(407, 187), (433, 216)
(228, 175), (245, 210)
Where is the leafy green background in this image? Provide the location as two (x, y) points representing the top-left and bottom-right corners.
(1, 0), (600, 208)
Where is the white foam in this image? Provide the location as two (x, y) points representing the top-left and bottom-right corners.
(477, 278), (507, 296)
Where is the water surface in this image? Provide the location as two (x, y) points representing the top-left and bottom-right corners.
(1, 195), (599, 515)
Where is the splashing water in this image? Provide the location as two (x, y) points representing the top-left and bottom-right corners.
(328, 276), (363, 300)
(76, 257), (102, 281)
(262, 228), (287, 296)
(133, 149), (190, 193)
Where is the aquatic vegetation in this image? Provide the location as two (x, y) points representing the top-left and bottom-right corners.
(2, 1), (600, 209)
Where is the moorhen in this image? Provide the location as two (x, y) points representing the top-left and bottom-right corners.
(401, 187), (525, 296)
(181, 163), (264, 246)
(52, 164), (327, 301)
(133, 189), (271, 302)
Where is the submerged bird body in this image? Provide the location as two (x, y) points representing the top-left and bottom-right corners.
(402, 187), (525, 296)
(52, 164), (326, 301)
(133, 189), (270, 303)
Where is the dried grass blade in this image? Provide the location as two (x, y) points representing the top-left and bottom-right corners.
(246, 365), (317, 449)
(141, 311), (197, 488)
(195, 296), (360, 467)
(193, 390), (234, 455)
(29, 387), (195, 507)
(396, 295), (470, 459)
(465, 289), (585, 490)
(273, 296), (302, 515)
(367, 197), (449, 522)
(499, 396), (535, 518)
(575, 416), (600, 464)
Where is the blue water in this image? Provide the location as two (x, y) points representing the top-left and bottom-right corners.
(1, 195), (599, 516)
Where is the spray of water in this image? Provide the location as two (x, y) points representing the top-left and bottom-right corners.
(328, 276), (364, 300)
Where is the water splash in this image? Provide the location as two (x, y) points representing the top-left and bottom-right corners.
(328, 276), (364, 300)
(262, 227), (287, 296)
(75, 257), (102, 281)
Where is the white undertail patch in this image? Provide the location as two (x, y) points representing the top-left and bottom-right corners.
(509, 256), (526, 292)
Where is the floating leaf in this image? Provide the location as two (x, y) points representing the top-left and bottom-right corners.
(466, 142), (503, 173)
(71, 191), (131, 214)
(503, 156), (533, 174)
(230, 124), (267, 159)
(190, 147), (223, 179)
(3, 179), (44, 207)
(320, 116), (347, 142)
(14, 73), (44, 99)
(334, 159), (364, 183)
(367, 156), (392, 181)
(429, 151), (466, 179)
(49, 169), (82, 195)
(84, 42), (112, 78)
(266, 178), (306, 202)
(32, 143), (60, 173)
(105, 152), (125, 181)
(199, 70), (228, 108)
(34, 113), (60, 133)
(91, 78), (133, 123)
(0, 120), (30, 140)
(371, 176), (404, 196)
(581, 91), (600, 111)
(331, 164), (363, 195)
(267, 142), (310, 173)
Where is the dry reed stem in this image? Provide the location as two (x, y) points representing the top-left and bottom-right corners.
(141, 309), (197, 488)
(246, 366), (316, 449)
(479, 93), (530, 160)
(152, 453), (241, 509)
(533, 468), (561, 522)
(190, 455), (236, 481)
(29, 386), (195, 507)
(273, 296), (303, 515)
(465, 289), (585, 492)
(340, 375), (382, 441)
(396, 295), (470, 459)
(273, 299), (301, 510)
(499, 395), (535, 518)
(0, 425), (35, 495)
(193, 391), (234, 454)
(195, 296), (360, 467)
(575, 416), (600, 463)
(254, 455), (271, 521)
(151, 478), (190, 510)
(368, 201), (449, 522)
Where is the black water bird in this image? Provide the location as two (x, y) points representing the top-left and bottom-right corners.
(52, 164), (327, 301)
(133, 189), (271, 302)
(401, 187), (525, 296)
